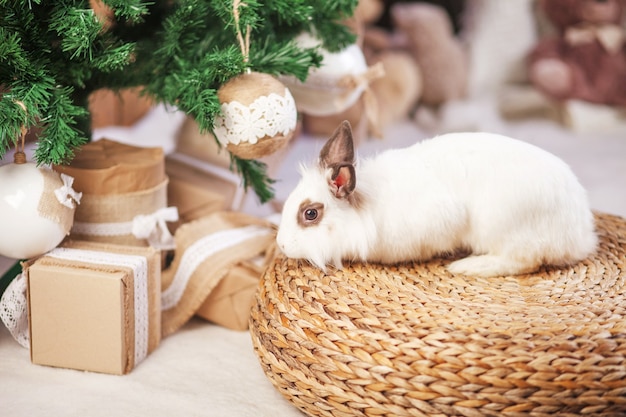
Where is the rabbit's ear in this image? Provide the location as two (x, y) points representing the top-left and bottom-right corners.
(319, 121), (356, 199)
(329, 164), (355, 199)
(320, 120), (354, 168)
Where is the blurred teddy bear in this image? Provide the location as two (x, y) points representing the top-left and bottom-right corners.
(391, 2), (468, 107)
(528, 0), (626, 107)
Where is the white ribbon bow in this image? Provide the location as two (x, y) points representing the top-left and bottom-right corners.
(132, 207), (179, 250)
(54, 173), (83, 209)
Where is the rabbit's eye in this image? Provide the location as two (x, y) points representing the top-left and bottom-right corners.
(298, 200), (324, 227)
(304, 208), (318, 221)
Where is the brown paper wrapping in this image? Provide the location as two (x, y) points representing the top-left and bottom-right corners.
(54, 139), (169, 246)
(87, 2), (152, 128)
(175, 117), (231, 168)
(165, 153), (245, 212)
(161, 212), (275, 336)
(27, 241), (161, 375)
(89, 88), (153, 129)
(54, 139), (165, 195)
(166, 177), (225, 233)
(195, 261), (265, 331)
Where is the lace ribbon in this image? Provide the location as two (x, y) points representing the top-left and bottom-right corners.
(46, 248), (150, 367)
(72, 206), (179, 250)
(161, 225), (271, 310)
(0, 272), (29, 348)
(213, 88), (297, 146)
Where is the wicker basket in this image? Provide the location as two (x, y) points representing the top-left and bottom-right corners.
(250, 213), (626, 417)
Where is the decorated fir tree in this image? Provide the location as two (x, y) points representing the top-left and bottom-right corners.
(0, 0), (358, 201)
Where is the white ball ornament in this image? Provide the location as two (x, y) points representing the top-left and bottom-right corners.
(213, 71), (297, 160)
(279, 33), (380, 116)
(0, 152), (81, 259)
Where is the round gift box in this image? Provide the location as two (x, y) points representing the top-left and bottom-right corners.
(54, 139), (168, 247)
(250, 213), (626, 417)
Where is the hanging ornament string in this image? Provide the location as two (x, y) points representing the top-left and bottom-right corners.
(13, 101), (28, 164)
(233, 0), (251, 71)
(212, 0), (298, 163)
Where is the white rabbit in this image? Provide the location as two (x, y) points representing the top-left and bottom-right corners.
(276, 121), (597, 277)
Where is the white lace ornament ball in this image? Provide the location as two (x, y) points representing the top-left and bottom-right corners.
(279, 33), (369, 116)
(0, 158), (81, 259)
(213, 72), (297, 160)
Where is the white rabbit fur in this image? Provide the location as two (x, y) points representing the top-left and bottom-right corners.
(276, 121), (597, 277)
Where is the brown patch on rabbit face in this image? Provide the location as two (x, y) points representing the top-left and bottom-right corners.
(297, 200), (325, 227)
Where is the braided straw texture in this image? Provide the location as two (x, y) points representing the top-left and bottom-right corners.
(250, 213), (626, 417)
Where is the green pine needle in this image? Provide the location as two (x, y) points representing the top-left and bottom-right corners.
(50, 7), (101, 60)
(250, 39), (321, 81)
(102, 0), (152, 23)
(231, 156), (276, 204)
(92, 42), (136, 72)
(35, 88), (89, 166)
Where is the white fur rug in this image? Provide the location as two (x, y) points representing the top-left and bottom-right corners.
(0, 319), (301, 417)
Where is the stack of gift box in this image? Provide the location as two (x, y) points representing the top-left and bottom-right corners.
(16, 116), (281, 375)
(165, 117), (247, 230)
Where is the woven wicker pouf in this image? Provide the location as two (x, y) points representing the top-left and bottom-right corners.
(250, 213), (626, 417)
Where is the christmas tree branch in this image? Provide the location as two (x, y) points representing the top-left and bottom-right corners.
(250, 40), (321, 81)
(101, 0), (152, 22)
(34, 87), (89, 165)
(1, 0), (359, 202)
(230, 156), (276, 204)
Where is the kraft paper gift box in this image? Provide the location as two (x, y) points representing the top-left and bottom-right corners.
(175, 117), (233, 169)
(170, 117), (244, 214)
(165, 152), (246, 213)
(166, 177), (225, 234)
(88, 87), (153, 128)
(27, 241), (161, 375)
(172, 116), (299, 215)
(195, 261), (265, 331)
(54, 139), (176, 250)
(161, 212), (275, 337)
(87, 3), (152, 128)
